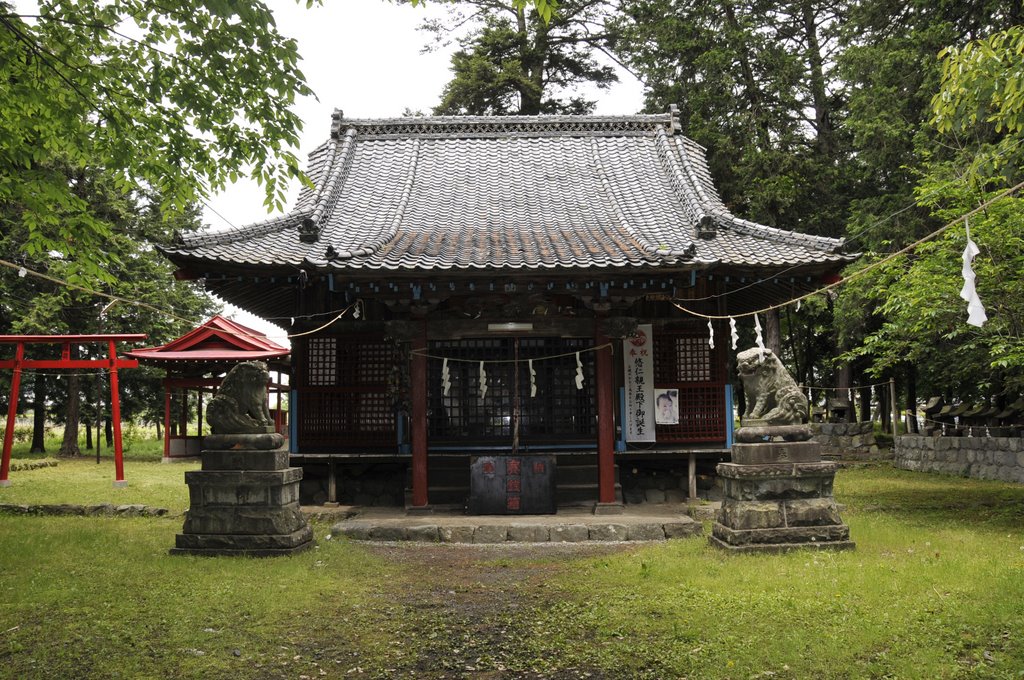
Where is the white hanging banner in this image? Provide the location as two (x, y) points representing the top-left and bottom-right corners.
(442, 358), (451, 397)
(574, 352), (584, 390)
(623, 324), (656, 442)
(959, 219), (988, 328)
(754, 313), (766, 360)
(529, 359), (537, 398)
(707, 319), (715, 349)
(479, 361), (488, 400)
(729, 317), (738, 350)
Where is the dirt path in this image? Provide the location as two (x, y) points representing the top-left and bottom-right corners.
(351, 542), (640, 679)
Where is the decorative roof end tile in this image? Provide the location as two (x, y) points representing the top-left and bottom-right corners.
(697, 215), (717, 239)
(299, 216), (319, 243)
(330, 109), (345, 140)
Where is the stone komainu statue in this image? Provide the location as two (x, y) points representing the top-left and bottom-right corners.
(736, 347), (808, 426)
(206, 361), (274, 435)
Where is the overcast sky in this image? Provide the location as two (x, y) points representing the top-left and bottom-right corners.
(204, 0), (647, 339)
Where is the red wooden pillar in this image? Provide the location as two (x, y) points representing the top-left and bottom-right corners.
(594, 321), (620, 510)
(0, 342), (25, 486)
(410, 324), (429, 509)
(162, 382), (171, 460)
(108, 340), (127, 486)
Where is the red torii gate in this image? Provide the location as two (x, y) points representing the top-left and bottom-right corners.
(0, 334), (146, 487)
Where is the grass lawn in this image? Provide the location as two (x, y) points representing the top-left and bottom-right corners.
(1, 461), (1023, 679)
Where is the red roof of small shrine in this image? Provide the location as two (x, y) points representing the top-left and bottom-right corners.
(125, 315), (289, 363)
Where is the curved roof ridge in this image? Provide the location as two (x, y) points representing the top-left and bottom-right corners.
(589, 137), (690, 260)
(331, 137), (422, 262)
(673, 136), (847, 253)
(722, 213), (847, 252)
(173, 211), (308, 249)
(299, 126), (357, 243)
(653, 128), (710, 228)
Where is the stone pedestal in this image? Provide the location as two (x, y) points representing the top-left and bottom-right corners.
(171, 440), (314, 557)
(710, 441), (854, 553)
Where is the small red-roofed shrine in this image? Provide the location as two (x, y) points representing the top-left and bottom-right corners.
(125, 315), (290, 461)
(1, 334), (147, 487)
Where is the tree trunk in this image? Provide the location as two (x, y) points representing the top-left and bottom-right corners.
(876, 382), (890, 432)
(723, 0), (770, 150)
(835, 362), (851, 423)
(105, 417), (113, 447)
(905, 364), (918, 433)
(155, 419), (161, 440)
(765, 308), (782, 357)
(517, 9), (547, 115)
(30, 372), (46, 454)
(85, 418), (93, 450)
(859, 383), (872, 424)
(59, 372), (82, 457)
(802, 0), (835, 158)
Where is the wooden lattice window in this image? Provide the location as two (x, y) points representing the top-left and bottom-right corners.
(428, 337), (596, 445)
(297, 335), (396, 450)
(652, 329), (726, 443)
(307, 337), (337, 386)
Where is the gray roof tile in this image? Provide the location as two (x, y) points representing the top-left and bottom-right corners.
(164, 111), (854, 273)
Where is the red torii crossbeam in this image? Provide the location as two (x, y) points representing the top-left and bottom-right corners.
(0, 334), (147, 487)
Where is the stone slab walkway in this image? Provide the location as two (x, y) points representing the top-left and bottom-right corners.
(328, 505), (707, 544)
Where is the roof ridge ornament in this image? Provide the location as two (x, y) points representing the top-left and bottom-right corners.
(669, 104), (681, 135)
(330, 108), (345, 139)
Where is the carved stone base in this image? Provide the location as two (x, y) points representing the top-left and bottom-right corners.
(710, 456), (853, 553)
(172, 447), (314, 557)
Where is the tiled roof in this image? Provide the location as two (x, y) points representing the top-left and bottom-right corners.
(125, 315), (289, 363)
(164, 110), (854, 274)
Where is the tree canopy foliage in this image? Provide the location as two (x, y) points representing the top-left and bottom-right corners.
(0, 0), (314, 282)
(0, 163), (219, 453)
(418, 0), (617, 115)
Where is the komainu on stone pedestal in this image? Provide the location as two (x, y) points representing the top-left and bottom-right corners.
(205, 361), (276, 435)
(171, 362), (313, 557)
(711, 347), (853, 553)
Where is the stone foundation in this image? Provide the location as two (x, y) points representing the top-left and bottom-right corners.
(172, 445), (314, 557)
(810, 421), (882, 459)
(894, 434), (1024, 483)
(620, 460), (720, 504)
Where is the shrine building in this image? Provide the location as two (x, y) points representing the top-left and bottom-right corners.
(160, 109), (855, 512)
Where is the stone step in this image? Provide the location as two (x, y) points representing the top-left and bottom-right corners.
(331, 514), (703, 543)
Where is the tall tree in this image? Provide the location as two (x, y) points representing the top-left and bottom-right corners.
(613, 0), (852, 236)
(0, 1), (313, 281)
(423, 0), (618, 115)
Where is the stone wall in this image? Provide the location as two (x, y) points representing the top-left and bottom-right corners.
(894, 435), (1024, 483)
(810, 421), (883, 459)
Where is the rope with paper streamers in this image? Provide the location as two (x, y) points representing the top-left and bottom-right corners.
(410, 343), (612, 364)
(669, 179), (1024, 322)
(412, 343), (613, 399)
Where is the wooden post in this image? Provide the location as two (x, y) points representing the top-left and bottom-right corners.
(108, 340), (127, 486)
(890, 378), (900, 436)
(688, 453), (697, 501)
(410, 325), (429, 509)
(0, 342), (25, 486)
(594, 322), (618, 509)
(163, 383), (171, 460)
